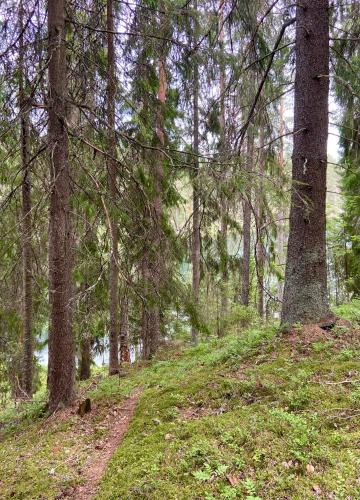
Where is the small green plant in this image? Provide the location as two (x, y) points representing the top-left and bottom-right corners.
(219, 485), (238, 499)
(193, 464), (213, 482)
(162, 406), (180, 421)
(312, 341), (333, 352)
(243, 478), (261, 499)
(192, 462), (228, 482)
(285, 387), (311, 411)
(337, 348), (357, 361)
(234, 454), (246, 469)
(350, 388), (360, 405)
(252, 449), (266, 465)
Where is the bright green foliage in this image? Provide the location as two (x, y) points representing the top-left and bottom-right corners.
(334, 299), (360, 322)
(332, 9), (360, 297)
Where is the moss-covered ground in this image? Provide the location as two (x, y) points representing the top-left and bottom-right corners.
(1, 303), (360, 499)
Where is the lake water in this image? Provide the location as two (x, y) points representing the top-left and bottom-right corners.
(36, 338), (141, 367)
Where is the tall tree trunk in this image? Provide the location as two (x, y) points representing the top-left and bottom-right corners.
(19, 0), (33, 397)
(119, 293), (130, 362)
(107, 0), (119, 375)
(191, 0), (200, 345)
(281, 0), (330, 325)
(142, 9), (167, 359)
(256, 125), (265, 318)
(218, 0), (228, 336)
(47, 0), (75, 411)
(241, 125), (253, 306)
(277, 97), (286, 302)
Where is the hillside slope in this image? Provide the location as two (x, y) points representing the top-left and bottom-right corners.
(1, 307), (360, 499)
(97, 321), (360, 499)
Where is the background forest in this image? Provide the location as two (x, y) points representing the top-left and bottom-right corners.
(1, 0), (360, 498)
(0, 0), (359, 407)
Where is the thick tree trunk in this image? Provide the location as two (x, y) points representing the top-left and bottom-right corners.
(47, 0), (75, 411)
(19, 0), (33, 397)
(107, 0), (119, 375)
(191, 0), (200, 346)
(256, 125), (265, 318)
(281, 0), (330, 325)
(218, 0), (228, 336)
(240, 125), (253, 306)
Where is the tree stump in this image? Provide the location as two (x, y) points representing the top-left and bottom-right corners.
(77, 398), (91, 417)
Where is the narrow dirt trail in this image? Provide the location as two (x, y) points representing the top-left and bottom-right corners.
(69, 389), (141, 500)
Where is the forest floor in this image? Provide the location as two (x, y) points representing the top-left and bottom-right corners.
(1, 302), (360, 499)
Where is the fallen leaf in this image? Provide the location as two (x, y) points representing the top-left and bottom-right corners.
(226, 474), (240, 486)
(306, 464), (315, 474)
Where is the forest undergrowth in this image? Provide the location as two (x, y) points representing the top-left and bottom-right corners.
(1, 302), (360, 499)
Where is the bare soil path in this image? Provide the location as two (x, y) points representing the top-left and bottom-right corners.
(68, 389), (141, 500)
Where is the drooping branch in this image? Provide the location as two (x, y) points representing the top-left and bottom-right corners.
(236, 17), (296, 151)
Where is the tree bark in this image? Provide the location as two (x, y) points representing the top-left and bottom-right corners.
(277, 96), (286, 302)
(218, 0), (228, 336)
(142, 7), (168, 359)
(119, 293), (130, 362)
(240, 125), (253, 307)
(47, 0), (75, 411)
(256, 125), (265, 318)
(281, 0), (330, 325)
(19, 0), (33, 397)
(191, 0), (200, 345)
(141, 254), (152, 360)
(79, 335), (91, 381)
(107, 0), (119, 375)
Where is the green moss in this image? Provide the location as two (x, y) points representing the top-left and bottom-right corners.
(2, 317), (360, 499)
(97, 324), (360, 499)
(334, 299), (360, 322)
